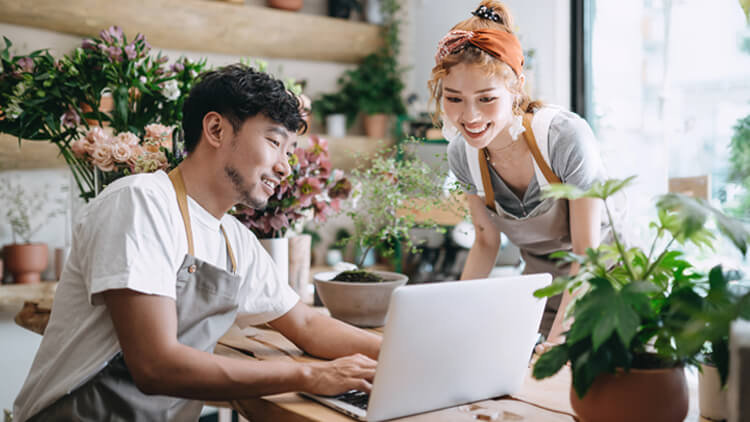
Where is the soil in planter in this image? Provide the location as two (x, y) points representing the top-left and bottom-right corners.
(332, 270), (384, 283)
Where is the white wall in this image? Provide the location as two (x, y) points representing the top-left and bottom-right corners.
(408, 0), (571, 111)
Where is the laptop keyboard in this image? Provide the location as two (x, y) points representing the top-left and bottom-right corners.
(333, 390), (370, 410)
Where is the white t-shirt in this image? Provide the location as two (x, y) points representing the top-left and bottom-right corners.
(13, 171), (299, 421)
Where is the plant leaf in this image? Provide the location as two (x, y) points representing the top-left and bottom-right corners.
(532, 344), (569, 380)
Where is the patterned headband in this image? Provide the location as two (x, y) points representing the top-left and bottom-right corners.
(434, 28), (524, 76)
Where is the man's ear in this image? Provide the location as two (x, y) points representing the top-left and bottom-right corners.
(201, 111), (225, 149)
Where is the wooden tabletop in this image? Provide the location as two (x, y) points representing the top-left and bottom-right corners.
(213, 324), (586, 422)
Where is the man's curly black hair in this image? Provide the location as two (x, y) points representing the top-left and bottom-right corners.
(181, 64), (307, 153)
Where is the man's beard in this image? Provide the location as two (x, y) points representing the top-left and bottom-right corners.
(224, 165), (266, 209)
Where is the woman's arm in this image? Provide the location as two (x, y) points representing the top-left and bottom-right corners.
(546, 196), (602, 343)
(460, 194), (502, 280)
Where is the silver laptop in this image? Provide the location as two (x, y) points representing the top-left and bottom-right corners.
(301, 274), (550, 421)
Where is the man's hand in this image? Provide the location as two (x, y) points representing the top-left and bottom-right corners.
(301, 353), (377, 395)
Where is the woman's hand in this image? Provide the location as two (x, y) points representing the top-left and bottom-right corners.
(301, 353), (377, 396)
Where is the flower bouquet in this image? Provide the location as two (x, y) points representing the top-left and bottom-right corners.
(234, 135), (352, 238)
(0, 26), (206, 199)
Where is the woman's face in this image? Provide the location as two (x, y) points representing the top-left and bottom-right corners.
(441, 63), (514, 149)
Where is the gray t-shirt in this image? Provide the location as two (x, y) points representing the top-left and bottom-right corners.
(447, 109), (606, 218)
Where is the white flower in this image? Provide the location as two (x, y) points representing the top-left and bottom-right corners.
(5, 102), (22, 120)
(161, 79), (180, 101)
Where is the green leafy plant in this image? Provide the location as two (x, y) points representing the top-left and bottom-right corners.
(728, 114), (750, 217)
(339, 0), (405, 117)
(0, 28), (207, 200)
(0, 177), (67, 244)
(312, 91), (356, 127)
(334, 139), (466, 281)
(531, 177), (750, 398)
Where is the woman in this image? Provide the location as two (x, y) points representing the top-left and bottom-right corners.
(429, 1), (619, 342)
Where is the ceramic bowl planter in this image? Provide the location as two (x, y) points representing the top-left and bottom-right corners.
(313, 270), (408, 327)
(698, 363), (728, 421)
(4, 243), (49, 284)
(570, 366), (688, 422)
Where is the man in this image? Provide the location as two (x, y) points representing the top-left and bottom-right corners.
(14, 64), (380, 421)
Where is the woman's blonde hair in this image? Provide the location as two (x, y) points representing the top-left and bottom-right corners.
(428, 0), (542, 126)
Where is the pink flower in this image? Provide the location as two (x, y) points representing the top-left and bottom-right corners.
(17, 57), (34, 73)
(297, 176), (322, 207)
(124, 43), (137, 60)
(70, 139), (88, 158)
(144, 123), (172, 149)
(91, 143), (114, 172)
(60, 106), (81, 128)
(116, 131), (140, 146)
(100, 26), (123, 45)
(111, 141), (133, 164)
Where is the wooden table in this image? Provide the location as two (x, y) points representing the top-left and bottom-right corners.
(10, 284), (704, 421)
(214, 324), (704, 422)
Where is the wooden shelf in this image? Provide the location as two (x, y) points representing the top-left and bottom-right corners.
(0, 0), (382, 63)
(300, 135), (395, 172)
(0, 133), (65, 170)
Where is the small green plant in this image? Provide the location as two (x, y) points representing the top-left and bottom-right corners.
(531, 177), (750, 398)
(0, 177), (67, 244)
(312, 92), (355, 127)
(728, 113), (750, 217)
(334, 139), (466, 281)
(338, 0), (405, 117)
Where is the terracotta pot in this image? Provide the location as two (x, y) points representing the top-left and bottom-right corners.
(570, 366), (688, 422)
(267, 0), (303, 11)
(363, 113), (389, 139)
(4, 243), (49, 284)
(80, 92), (114, 126)
(699, 363), (728, 421)
(314, 270), (408, 327)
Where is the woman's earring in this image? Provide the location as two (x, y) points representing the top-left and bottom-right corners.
(509, 114), (525, 141)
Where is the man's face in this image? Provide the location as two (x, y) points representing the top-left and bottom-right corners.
(223, 114), (295, 209)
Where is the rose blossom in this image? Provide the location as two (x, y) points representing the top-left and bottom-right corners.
(91, 143), (115, 172)
(111, 141), (134, 164)
(115, 131), (140, 146)
(70, 139), (88, 158)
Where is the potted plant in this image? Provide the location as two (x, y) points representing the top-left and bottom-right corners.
(727, 113), (750, 218)
(312, 92), (353, 137)
(675, 268), (750, 421)
(313, 139), (466, 327)
(531, 177), (750, 422)
(337, 0), (405, 139)
(0, 178), (66, 284)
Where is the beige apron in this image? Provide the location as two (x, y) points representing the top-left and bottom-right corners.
(29, 168), (241, 422)
(463, 106), (613, 336)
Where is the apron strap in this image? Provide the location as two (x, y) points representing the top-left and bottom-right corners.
(168, 168), (237, 273)
(478, 148), (497, 213)
(168, 168), (195, 256)
(220, 225), (237, 273)
(522, 113), (561, 185)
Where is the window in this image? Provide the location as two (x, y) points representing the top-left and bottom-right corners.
(581, 0), (750, 268)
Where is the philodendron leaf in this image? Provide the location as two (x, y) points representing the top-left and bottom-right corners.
(533, 276), (572, 298)
(541, 183), (586, 200)
(532, 344), (570, 380)
(657, 193), (749, 254)
(586, 176), (638, 200)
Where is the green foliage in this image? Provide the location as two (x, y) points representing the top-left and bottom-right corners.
(532, 177), (750, 398)
(340, 139), (467, 268)
(0, 31), (207, 199)
(728, 114), (750, 217)
(314, 0), (405, 121)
